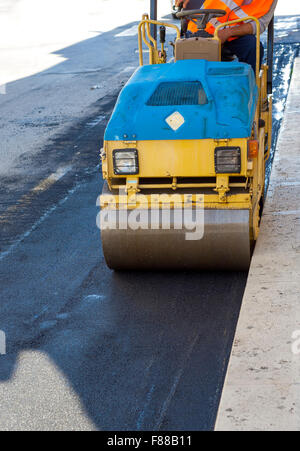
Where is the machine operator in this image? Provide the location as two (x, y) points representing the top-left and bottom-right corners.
(175, 0), (278, 72)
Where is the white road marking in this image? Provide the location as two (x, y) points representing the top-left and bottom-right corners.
(114, 25), (138, 38)
(0, 165), (72, 221)
(121, 66), (137, 74)
(36, 166), (72, 187)
(0, 165), (73, 261)
(0, 183), (79, 262)
(135, 49), (150, 54)
(86, 115), (106, 128)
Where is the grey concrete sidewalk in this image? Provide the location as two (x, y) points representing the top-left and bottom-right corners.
(215, 58), (300, 431)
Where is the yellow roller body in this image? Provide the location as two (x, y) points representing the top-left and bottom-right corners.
(99, 134), (264, 270)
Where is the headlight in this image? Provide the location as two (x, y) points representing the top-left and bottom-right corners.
(113, 149), (139, 175)
(215, 147), (241, 174)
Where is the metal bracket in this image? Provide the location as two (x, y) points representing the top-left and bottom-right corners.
(214, 175), (230, 202)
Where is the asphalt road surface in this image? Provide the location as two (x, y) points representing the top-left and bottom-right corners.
(0, 7), (299, 430)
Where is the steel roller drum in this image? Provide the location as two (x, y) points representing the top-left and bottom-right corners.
(100, 207), (251, 271)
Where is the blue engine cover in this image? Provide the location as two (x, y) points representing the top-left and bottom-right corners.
(104, 59), (258, 141)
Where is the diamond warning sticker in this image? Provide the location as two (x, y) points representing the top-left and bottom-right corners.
(165, 111), (185, 131)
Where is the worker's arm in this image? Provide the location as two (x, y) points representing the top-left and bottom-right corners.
(218, 0), (278, 44)
(250, 0), (278, 35)
(217, 23), (253, 44)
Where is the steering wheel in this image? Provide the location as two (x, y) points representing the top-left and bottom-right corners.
(176, 9), (226, 31)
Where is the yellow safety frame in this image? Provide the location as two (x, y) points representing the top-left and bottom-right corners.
(138, 15), (180, 66)
(214, 16), (261, 85)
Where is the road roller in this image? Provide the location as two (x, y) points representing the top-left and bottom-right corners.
(99, 3), (274, 270)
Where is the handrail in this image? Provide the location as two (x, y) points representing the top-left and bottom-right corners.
(139, 20), (154, 65)
(214, 16), (261, 85)
(144, 15), (158, 51)
(138, 17), (180, 66)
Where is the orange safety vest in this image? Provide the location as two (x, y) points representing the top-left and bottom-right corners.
(188, 0), (274, 35)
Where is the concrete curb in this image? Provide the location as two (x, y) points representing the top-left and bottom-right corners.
(215, 58), (300, 431)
